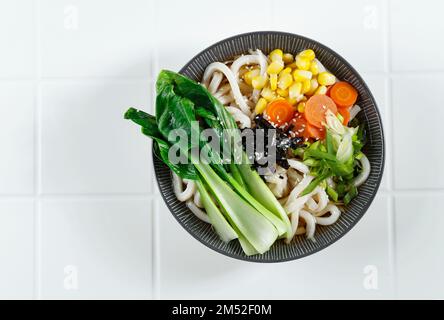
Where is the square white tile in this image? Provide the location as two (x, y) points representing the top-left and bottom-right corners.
(41, 80), (151, 194)
(390, 0), (444, 71)
(0, 0), (34, 78)
(0, 200), (34, 299)
(274, 0), (386, 73)
(157, 195), (392, 299)
(39, 0), (154, 77)
(392, 75), (444, 189)
(395, 194), (444, 299)
(0, 82), (34, 194)
(40, 198), (152, 299)
(156, 0), (272, 72)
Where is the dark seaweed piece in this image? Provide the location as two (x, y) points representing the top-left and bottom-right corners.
(241, 115), (303, 169)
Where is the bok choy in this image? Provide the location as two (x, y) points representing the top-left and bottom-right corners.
(125, 70), (293, 255)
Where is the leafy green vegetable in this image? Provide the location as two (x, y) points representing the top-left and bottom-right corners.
(301, 170), (331, 196)
(194, 161), (278, 253)
(299, 111), (366, 205)
(303, 158), (320, 167)
(344, 185), (358, 205)
(125, 107), (197, 180)
(125, 108), (162, 139)
(304, 148), (337, 161)
(153, 138), (197, 180)
(125, 70), (293, 255)
(195, 107), (218, 122)
(195, 179), (238, 243)
(326, 185), (338, 202)
(293, 147), (305, 157)
(159, 70), (292, 239)
(326, 130), (334, 155)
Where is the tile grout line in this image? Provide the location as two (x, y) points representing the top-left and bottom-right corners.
(0, 194), (157, 201)
(388, 75), (397, 298)
(33, 0), (42, 300)
(3, 69), (444, 82)
(152, 200), (160, 299)
(1, 188), (444, 200)
(25, 0), (403, 300)
(151, 0), (160, 299)
(383, 0), (397, 298)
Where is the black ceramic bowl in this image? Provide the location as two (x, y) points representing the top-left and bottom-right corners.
(153, 31), (385, 262)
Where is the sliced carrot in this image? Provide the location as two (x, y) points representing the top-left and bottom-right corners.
(326, 85), (333, 97)
(289, 113), (326, 140)
(330, 81), (358, 108)
(289, 113), (308, 138)
(264, 99), (294, 127)
(306, 123), (325, 140)
(304, 94), (337, 128)
(337, 107), (351, 125)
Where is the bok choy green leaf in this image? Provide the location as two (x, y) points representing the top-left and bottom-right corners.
(125, 70), (292, 255)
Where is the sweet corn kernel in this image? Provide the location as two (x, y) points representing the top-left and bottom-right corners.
(278, 73), (293, 90)
(295, 55), (311, 70)
(302, 79), (311, 94)
(243, 69), (260, 86)
(289, 82), (302, 100)
(286, 62), (297, 69)
(310, 60), (320, 75)
(298, 49), (315, 61)
(288, 95), (304, 104)
(270, 74), (278, 90)
(314, 58), (327, 73)
(269, 49), (283, 62)
(255, 97), (268, 114)
(318, 72), (336, 86)
(314, 85), (328, 95)
(292, 69), (312, 82)
(307, 78), (319, 95)
(252, 74), (268, 90)
(279, 67), (292, 77)
(283, 53), (294, 64)
(267, 61), (284, 74)
(276, 88), (288, 97)
(297, 102), (306, 113)
(261, 87), (276, 101)
(287, 97), (297, 105)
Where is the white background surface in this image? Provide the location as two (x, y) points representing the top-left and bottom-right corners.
(0, 0), (442, 299)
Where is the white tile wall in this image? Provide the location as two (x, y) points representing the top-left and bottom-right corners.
(157, 196), (392, 299)
(40, 80), (152, 194)
(39, 198), (152, 299)
(0, 0), (35, 78)
(0, 200), (34, 299)
(0, 0), (441, 299)
(275, 0), (387, 73)
(390, 0), (444, 71)
(395, 195), (444, 299)
(392, 75), (444, 189)
(156, 0), (272, 72)
(0, 82), (35, 194)
(39, 0), (154, 78)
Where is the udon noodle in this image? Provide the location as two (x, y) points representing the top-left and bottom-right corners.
(172, 48), (370, 243)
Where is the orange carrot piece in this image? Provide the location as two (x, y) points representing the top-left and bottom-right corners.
(338, 107), (351, 125)
(289, 113), (308, 138)
(306, 123), (326, 140)
(329, 81), (358, 108)
(264, 99), (295, 127)
(304, 94), (337, 128)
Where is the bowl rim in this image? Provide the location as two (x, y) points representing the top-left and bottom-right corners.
(153, 30), (385, 263)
